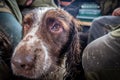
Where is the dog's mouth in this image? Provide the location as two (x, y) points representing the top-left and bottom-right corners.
(12, 62), (62, 79)
(11, 62), (36, 79)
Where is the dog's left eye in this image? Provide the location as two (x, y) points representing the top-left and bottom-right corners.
(50, 22), (63, 33)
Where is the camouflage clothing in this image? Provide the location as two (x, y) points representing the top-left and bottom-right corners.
(83, 32), (120, 80)
(0, 0), (22, 24)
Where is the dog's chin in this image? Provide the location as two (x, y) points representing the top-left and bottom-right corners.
(12, 68), (49, 79)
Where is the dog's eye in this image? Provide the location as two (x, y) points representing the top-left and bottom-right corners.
(50, 22), (63, 33)
(51, 23), (60, 31)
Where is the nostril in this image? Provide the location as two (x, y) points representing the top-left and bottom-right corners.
(21, 64), (26, 69)
(20, 64), (33, 70)
(11, 58), (23, 69)
(11, 54), (35, 70)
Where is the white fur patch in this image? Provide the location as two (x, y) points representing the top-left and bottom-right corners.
(40, 41), (51, 71)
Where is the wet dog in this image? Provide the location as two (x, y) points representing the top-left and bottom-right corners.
(11, 7), (81, 80)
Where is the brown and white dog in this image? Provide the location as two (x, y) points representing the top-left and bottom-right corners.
(11, 7), (82, 80)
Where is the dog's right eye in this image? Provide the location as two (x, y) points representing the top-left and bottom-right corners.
(50, 21), (63, 33)
(51, 23), (60, 31)
(47, 18), (63, 33)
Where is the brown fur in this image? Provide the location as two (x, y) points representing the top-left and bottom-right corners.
(11, 8), (82, 80)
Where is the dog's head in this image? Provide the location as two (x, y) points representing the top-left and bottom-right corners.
(11, 7), (81, 79)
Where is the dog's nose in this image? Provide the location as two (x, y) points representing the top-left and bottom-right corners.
(11, 54), (35, 70)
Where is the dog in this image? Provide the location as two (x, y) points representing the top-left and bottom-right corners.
(11, 7), (82, 80)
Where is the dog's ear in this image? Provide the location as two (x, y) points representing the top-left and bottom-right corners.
(72, 18), (82, 32)
(22, 12), (34, 36)
(65, 18), (82, 80)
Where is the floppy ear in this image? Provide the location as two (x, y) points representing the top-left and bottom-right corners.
(64, 18), (82, 80)
(22, 12), (34, 37)
(72, 19), (82, 32)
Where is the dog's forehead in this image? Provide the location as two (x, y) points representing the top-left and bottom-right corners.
(33, 7), (71, 20)
(32, 7), (71, 31)
(33, 7), (56, 19)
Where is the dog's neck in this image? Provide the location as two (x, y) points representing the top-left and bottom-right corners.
(37, 56), (67, 80)
(48, 56), (66, 80)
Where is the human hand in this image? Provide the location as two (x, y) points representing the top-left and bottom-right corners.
(112, 8), (120, 16)
(59, 0), (75, 6)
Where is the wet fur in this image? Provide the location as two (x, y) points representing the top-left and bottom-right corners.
(11, 7), (82, 80)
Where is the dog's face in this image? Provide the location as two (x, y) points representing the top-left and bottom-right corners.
(11, 8), (78, 79)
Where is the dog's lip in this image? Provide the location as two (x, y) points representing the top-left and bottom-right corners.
(16, 69), (35, 79)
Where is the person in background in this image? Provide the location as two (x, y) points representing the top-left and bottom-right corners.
(0, 0), (23, 80)
(88, 8), (120, 43)
(18, 0), (57, 9)
(58, 0), (80, 17)
(82, 8), (120, 80)
(0, 0), (38, 80)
